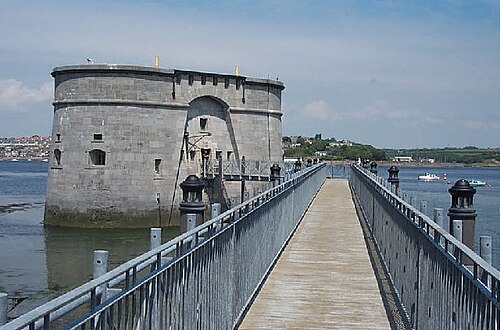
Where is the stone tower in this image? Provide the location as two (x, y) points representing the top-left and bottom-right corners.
(44, 64), (284, 228)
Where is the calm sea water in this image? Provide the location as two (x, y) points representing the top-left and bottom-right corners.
(0, 160), (178, 315)
(376, 165), (500, 269)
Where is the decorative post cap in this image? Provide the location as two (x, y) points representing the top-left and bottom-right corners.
(294, 160), (302, 173)
(370, 161), (378, 174)
(270, 163), (281, 180)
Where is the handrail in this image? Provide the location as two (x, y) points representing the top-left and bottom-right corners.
(2, 162), (326, 329)
(354, 164), (500, 282)
(350, 164), (500, 329)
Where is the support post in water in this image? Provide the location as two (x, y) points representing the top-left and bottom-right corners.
(419, 200), (428, 216)
(479, 236), (492, 265)
(150, 228), (161, 250)
(211, 203), (221, 219)
(0, 292), (7, 326)
(93, 250), (109, 303)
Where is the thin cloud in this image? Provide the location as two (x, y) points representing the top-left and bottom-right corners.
(0, 79), (52, 109)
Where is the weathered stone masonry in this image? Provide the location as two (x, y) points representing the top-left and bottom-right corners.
(44, 64), (284, 228)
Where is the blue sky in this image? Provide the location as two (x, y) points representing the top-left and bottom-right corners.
(0, 0), (498, 148)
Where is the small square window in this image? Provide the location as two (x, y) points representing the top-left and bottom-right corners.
(154, 159), (161, 174)
(216, 150), (222, 159)
(93, 134), (103, 141)
(201, 76), (206, 85)
(200, 118), (208, 130)
(213, 77), (218, 86)
(227, 151), (233, 160)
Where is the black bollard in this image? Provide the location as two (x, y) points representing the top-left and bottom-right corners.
(294, 160), (302, 173)
(387, 165), (400, 192)
(270, 163), (281, 186)
(448, 179), (477, 252)
(370, 161), (378, 175)
(179, 175), (206, 233)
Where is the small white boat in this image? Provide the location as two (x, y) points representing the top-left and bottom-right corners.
(418, 173), (440, 181)
(10, 158), (19, 162)
(469, 179), (488, 187)
(41, 159), (49, 162)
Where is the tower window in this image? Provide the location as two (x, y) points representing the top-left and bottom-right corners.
(154, 159), (162, 174)
(189, 150), (196, 161)
(188, 75), (194, 86)
(201, 76), (206, 85)
(236, 79), (241, 90)
(224, 78), (229, 88)
(176, 75), (181, 85)
(216, 150), (222, 159)
(56, 134), (61, 142)
(89, 149), (106, 165)
(54, 149), (62, 165)
(213, 77), (218, 86)
(200, 118), (208, 130)
(227, 151), (233, 160)
(93, 133), (103, 141)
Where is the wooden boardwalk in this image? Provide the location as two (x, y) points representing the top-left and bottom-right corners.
(239, 179), (391, 329)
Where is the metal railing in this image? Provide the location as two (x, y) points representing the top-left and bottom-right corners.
(2, 163), (327, 330)
(200, 159), (293, 180)
(350, 164), (500, 329)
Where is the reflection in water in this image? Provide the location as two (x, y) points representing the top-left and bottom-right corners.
(44, 226), (180, 294)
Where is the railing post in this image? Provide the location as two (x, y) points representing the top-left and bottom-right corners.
(150, 228), (161, 250)
(452, 220), (463, 262)
(0, 293), (7, 326)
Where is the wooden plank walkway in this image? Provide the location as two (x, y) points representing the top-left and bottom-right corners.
(239, 179), (391, 329)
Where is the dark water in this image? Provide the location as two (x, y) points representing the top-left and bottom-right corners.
(376, 165), (500, 269)
(0, 160), (179, 314)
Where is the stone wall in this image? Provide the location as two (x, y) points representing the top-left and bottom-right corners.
(45, 64), (284, 228)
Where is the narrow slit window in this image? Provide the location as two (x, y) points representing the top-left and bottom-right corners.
(189, 150), (196, 161)
(93, 133), (103, 141)
(154, 159), (161, 174)
(54, 149), (62, 165)
(224, 78), (229, 89)
(201, 76), (206, 85)
(56, 134), (61, 142)
(213, 77), (218, 86)
(176, 75), (181, 85)
(188, 75), (194, 86)
(200, 118), (208, 130)
(236, 79), (241, 90)
(89, 149), (106, 165)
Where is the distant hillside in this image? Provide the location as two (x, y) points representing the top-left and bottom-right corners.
(384, 147), (500, 165)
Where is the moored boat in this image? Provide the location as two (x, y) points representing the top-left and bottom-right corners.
(418, 173), (440, 181)
(469, 179), (488, 187)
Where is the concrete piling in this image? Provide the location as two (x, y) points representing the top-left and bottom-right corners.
(419, 201), (428, 215)
(479, 236), (492, 265)
(211, 203), (221, 219)
(0, 292), (7, 326)
(150, 228), (161, 250)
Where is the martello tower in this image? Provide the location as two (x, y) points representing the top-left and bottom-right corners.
(44, 64), (284, 228)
